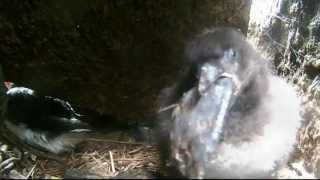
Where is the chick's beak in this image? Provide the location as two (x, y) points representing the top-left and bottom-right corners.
(193, 63), (239, 154)
(198, 63), (240, 96)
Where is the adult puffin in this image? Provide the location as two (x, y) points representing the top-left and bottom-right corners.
(0, 77), (153, 162)
(0, 79), (92, 157)
(156, 27), (302, 178)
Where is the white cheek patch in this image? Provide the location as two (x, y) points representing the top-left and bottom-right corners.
(6, 87), (34, 95)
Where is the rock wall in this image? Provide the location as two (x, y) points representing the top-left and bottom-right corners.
(0, 0), (251, 121)
(248, 0), (320, 177)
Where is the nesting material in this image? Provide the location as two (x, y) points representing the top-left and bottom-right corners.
(31, 140), (160, 178)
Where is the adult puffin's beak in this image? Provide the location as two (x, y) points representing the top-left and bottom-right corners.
(0, 81), (13, 112)
(4, 81), (14, 90)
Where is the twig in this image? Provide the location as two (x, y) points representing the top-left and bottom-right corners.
(26, 163), (37, 179)
(109, 151), (115, 173)
(157, 104), (178, 113)
(114, 158), (144, 161)
(85, 139), (150, 146)
(128, 147), (143, 154)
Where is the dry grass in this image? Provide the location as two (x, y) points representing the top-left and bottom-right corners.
(28, 140), (160, 178)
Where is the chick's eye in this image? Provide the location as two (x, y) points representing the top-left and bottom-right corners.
(224, 49), (239, 61)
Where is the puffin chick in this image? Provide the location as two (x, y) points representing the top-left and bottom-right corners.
(157, 27), (302, 178)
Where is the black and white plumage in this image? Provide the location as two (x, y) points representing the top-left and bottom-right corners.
(157, 27), (302, 178)
(0, 84), (92, 155)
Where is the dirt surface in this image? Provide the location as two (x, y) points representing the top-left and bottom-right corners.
(0, 0), (251, 122)
(35, 141), (159, 179)
(0, 131), (160, 179)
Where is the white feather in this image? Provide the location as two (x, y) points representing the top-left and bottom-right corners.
(6, 87), (34, 95)
(205, 75), (302, 178)
(4, 120), (81, 154)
